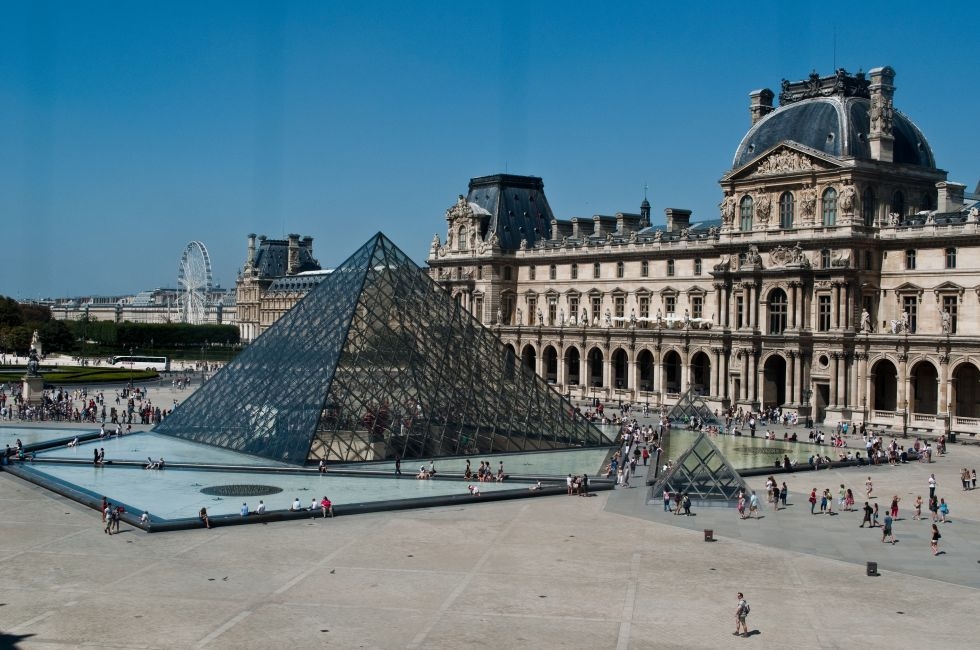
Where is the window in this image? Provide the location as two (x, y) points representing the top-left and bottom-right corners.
(945, 247), (956, 269)
(864, 251), (873, 271)
(458, 226), (467, 251)
(768, 289), (788, 334)
(739, 196), (753, 231)
(614, 295), (625, 326)
(779, 192), (794, 229)
(902, 295), (917, 333)
(571, 263), (578, 280)
(593, 262), (601, 279)
(892, 191), (905, 219)
(549, 264), (557, 280)
(641, 260), (649, 277)
(477, 265), (483, 280)
(818, 295), (832, 331)
(503, 266), (512, 281)
(548, 300), (557, 325)
(821, 187), (837, 226)
(820, 250), (831, 269)
(591, 296), (602, 323)
(473, 296), (483, 323)
(691, 295), (704, 320)
(527, 297), (537, 324)
(529, 265), (536, 281)
(942, 295), (957, 334)
(694, 258), (702, 275)
(905, 249), (916, 270)
(862, 187), (876, 226)
(665, 296), (676, 315)
(616, 262), (624, 279)
(667, 259), (675, 277)
(569, 296), (579, 322)
(639, 295), (650, 328)
(735, 296), (744, 328)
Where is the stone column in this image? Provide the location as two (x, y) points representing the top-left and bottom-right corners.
(844, 284), (852, 331)
(682, 347), (691, 393)
(714, 284), (722, 326)
(721, 285), (729, 328)
(830, 353), (840, 408)
(740, 350), (749, 401)
(798, 284), (807, 330)
(628, 355), (638, 395)
(839, 352), (850, 409)
(788, 282), (797, 330)
(712, 347), (723, 397)
(788, 351), (798, 405)
(558, 349), (567, 388)
(747, 351), (757, 405)
(897, 353), (909, 416)
(939, 354), (950, 416)
(751, 284), (760, 330)
(833, 284), (842, 330)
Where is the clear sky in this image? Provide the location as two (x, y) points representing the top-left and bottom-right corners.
(2, 1), (978, 299)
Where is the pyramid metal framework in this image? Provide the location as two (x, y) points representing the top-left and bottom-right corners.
(155, 233), (608, 465)
(666, 387), (717, 424)
(650, 433), (747, 503)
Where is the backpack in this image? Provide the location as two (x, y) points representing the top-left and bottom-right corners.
(741, 600), (750, 615)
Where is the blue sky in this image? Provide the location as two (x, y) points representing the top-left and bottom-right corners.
(2, 1), (978, 299)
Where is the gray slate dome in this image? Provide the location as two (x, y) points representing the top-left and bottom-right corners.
(733, 96), (935, 170)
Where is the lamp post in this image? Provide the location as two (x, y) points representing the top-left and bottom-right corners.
(802, 387), (813, 429)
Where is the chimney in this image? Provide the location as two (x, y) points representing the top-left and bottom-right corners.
(749, 88), (775, 125)
(571, 217), (581, 239)
(936, 182), (966, 213)
(868, 66), (896, 163)
(246, 233), (256, 267)
(665, 208), (692, 233)
(287, 233), (300, 275)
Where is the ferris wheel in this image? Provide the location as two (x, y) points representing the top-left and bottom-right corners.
(177, 241), (213, 324)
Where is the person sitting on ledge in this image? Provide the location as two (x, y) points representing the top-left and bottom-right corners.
(529, 481), (543, 491)
(416, 466), (430, 480)
(199, 507), (211, 529)
(320, 496), (334, 518)
(255, 500), (266, 514)
(291, 497), (303, 511)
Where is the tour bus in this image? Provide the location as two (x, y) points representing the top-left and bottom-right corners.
(109, 355), (170, 372)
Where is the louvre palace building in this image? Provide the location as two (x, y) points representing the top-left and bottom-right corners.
(424, 66), (980, 438)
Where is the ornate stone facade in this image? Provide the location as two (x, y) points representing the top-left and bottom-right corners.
(426, 67), (980, 439)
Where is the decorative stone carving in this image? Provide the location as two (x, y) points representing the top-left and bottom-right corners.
(519, 239), (528, 251)
(713, 255), (732, 272)
(720, 194), (736, 225)
(800, 184), (817, 222)
(860, 309), (872, 333)
(831, 250), (851, 268)
(750, 148), (826, 177)
(744, 245), (763, 268)
(887, 212), (901, 226)
(941, 309), (951, 335)
(839, 182), (857, 214)
(870, 95), (894, 134)
(755, 193), (771, 225)
(969, 206), (979, 222)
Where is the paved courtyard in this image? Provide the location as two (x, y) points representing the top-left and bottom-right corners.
(3, 417), (980, 648)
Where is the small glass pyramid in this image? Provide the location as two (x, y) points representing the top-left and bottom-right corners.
(666, 386), (717, 425)
(651, 432), (747, 504)
(155, 233), (608, 464)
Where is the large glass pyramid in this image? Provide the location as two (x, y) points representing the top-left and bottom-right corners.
(650, 433), (747, 505)
(155, 233), (608, 464)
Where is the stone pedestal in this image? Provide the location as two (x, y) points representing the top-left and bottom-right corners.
(22, 375), (45, 406)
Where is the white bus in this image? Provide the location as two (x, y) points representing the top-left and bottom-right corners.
(109, 355), (170, 372)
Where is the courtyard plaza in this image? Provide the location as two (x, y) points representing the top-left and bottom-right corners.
(2, 391), (980, 647)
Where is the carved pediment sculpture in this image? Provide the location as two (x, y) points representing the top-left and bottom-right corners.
(768, 245), (793, 267)
(744, 245), (763, 268)
(446, 194), (473, 222)
(750, 148), (828, 178)
(831, 250), (851, 268)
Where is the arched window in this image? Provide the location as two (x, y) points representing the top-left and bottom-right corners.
(768, 288), (788, 334)
(779, 192), (794, 229)
(457, 226), (467, 251)
(821, 187), (837, 226)
(892, 191), (905, 219)
(739, 196), (753, 231)
(861, 187), (876, 226)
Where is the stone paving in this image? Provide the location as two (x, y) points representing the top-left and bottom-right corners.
(2, 393), (980, 648)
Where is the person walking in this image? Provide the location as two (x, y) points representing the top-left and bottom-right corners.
(734, 592), (750, 637)
(928, 474), (937, 500)
(809, 488), (817, 514)
(737, 492), (747, 519)
(779, 482), (788, 508)
(973, 469), (977, 489)
(931, 523), (942, 555)
(939, 498), (949, 522)
(929, 495), (940, 522)
(859, 501), (873, 527)
(882, 513), (895, 544)
(890, 495), (900, 519)
(748, 491), (759, 518)
(865, 476), (873, 498)
(872, 502), (880, 527)
(913, 495), (923, 520)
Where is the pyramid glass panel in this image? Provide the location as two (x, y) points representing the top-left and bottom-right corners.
(650, 432), (747, 504)
(666, 387), (717, 425)
(156, 233), (608, 464)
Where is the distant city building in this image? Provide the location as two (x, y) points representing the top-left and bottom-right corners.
(235, 233), (330, 343)
(425, 66), (980, 438)
(41, 287), (234, 325)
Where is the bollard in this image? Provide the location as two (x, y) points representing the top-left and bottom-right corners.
(866, 561), (878, 576)
(704, 529), (714, 542)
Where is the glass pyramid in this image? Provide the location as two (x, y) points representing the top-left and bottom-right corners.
(666, 386), (717, 425)
(155, 233), (608, 465)
(650, 432), (747, 504)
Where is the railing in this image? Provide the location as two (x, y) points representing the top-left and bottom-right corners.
(911, 413), (937, 424)
(872, 410), (896, 420)
(953, 416), (980, 428)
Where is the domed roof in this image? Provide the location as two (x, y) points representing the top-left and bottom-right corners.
(733, 96), (935, 170)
